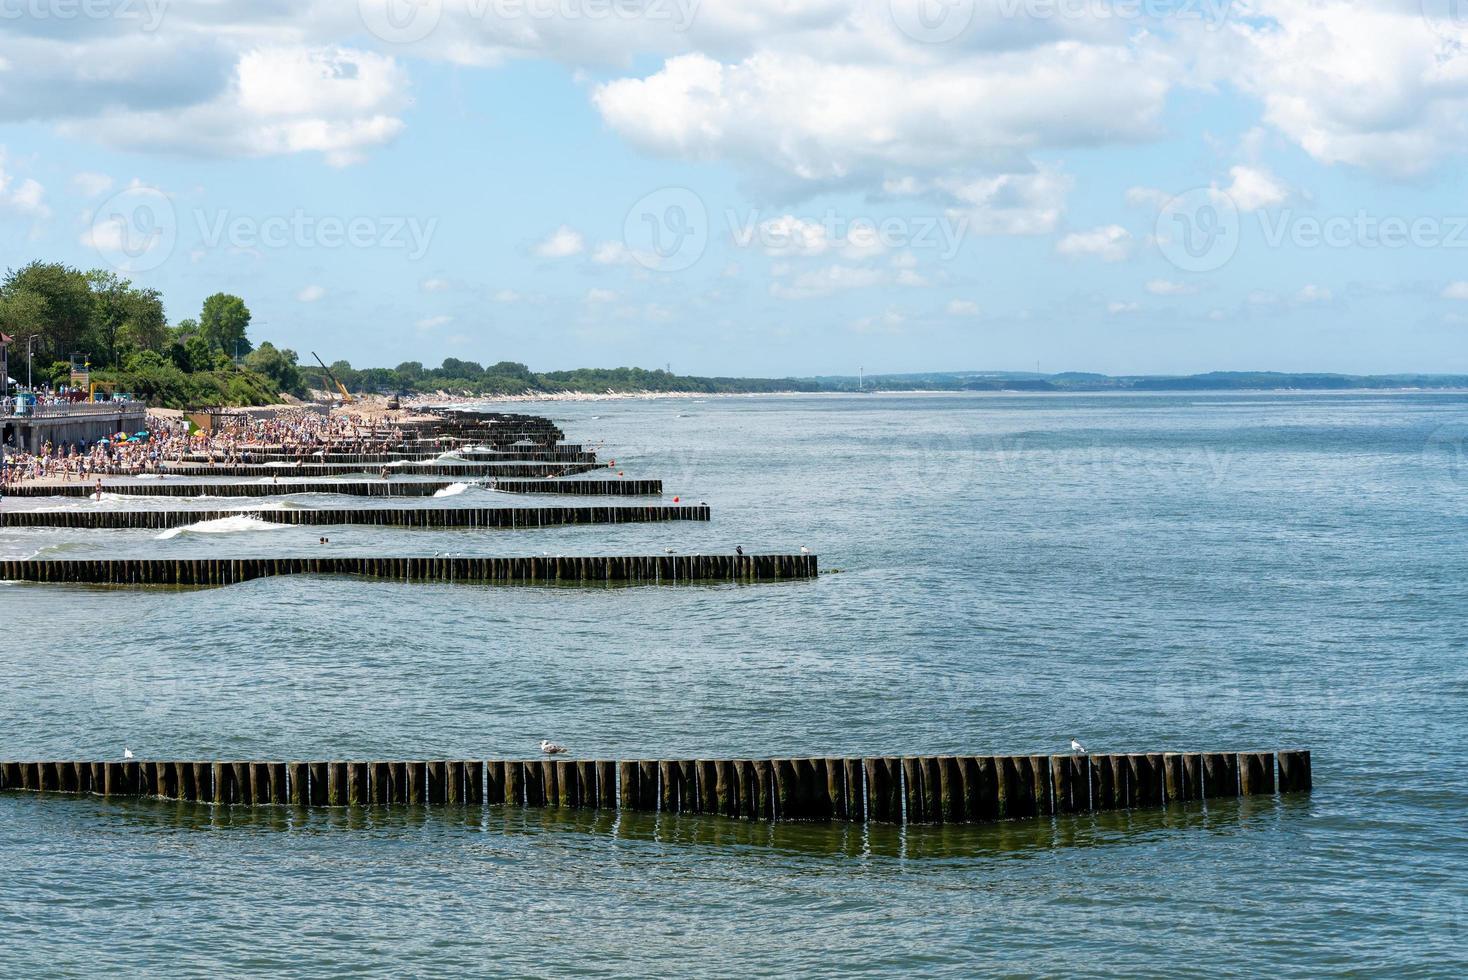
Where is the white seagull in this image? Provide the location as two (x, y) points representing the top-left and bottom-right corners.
(123, 748), (134, 760)
(800, 546), (810, 555)
(1070, 738), (1087, 754)
(540, 740), (568, 755)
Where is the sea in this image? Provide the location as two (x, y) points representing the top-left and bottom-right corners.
(1, 391), (1465, 976)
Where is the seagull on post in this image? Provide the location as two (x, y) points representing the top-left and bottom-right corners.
(1070, 738), (1087, 754)
(540, 740), (568, 755)
(123, 748), (134, 760)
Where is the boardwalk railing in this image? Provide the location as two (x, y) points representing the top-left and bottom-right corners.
(0, 750), (1310, 823)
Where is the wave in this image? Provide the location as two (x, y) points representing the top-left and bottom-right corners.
(154, 515), (288, 540)
(433, 482), (470, 497)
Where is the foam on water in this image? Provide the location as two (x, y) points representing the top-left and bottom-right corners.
(433, 482), (470, 497)
(153, 515), (288, 540)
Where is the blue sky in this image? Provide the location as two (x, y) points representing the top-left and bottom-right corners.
(2, 1), (1468, 376)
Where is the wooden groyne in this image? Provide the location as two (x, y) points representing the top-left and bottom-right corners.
(0, 554), (817, 588)
(172, 449), (597, 464)
(0, 479), (663, 499)
(108, 462), (601, 479)
(1, 504), (709, 530)
(0, 750), (1310, 824)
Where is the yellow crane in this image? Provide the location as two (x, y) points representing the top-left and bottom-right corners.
(311, 352), (353, 404)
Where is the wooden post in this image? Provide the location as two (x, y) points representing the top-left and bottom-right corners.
(619, 761), (639, 810)
(505, 761), (525, 806)
(749, 760), (772, 820)
(371, 762), (390, 805)
(522, 761), (544, 807)
(349, 762), (369, 806)
(1182, 753), (1203, 802)
(556, 760), (576, 809)
(901, 757), (925, 823)
(310, 762), (329, 806)
(659, 761), (679, 813)
(678, 761), (698, 813)
(920, 757), (942, 824)
(329, 763), (347, 806)
(1202, 753), (1238, 798)
(194, 763), (213, 803)
(1277, 750), (1311, 793)
(578, 761), (599, 809)
(638, 761), (659, 812)
(772, 759), (797, 820)
(826, 758), (848, 821)
(843, 758), (865, 822)
(597, 761), (616, 809)
(865, 758), (892, 822)
(998, 756), (1034, 818)
(1127, 754), (1161, 808)
(289, 762), (307, 805)
(1050, 755), (1083, 814)
(965, 757), (999, 822)
(469, 761), (489, 805)
(698, 760), (719, 814)
(427, 761), (447, 806)
(1239, 752), (1275, 796)
(1163, 753), (1188, 804)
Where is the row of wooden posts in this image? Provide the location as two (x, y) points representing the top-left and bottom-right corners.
(0, 504), (710, 530)
(1, 479), (663, 499)
(171, 449), (596, 464)
(97, 462), (603, 478)
(0, 751), (1310, 822)
(0, 554), (819, 587)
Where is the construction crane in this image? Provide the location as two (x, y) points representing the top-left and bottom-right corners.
(311, 352), (353, 404)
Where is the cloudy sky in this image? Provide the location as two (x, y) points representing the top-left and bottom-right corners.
(2, 0), (1467, 376)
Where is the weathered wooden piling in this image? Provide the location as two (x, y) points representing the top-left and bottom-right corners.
(5, 479), (665, 499)
(0, 554), (818, 589)
(0, 504), (711, 531)
(0, 750), (1311, 829)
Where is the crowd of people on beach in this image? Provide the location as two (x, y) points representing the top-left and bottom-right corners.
(1, 410), (409, 487)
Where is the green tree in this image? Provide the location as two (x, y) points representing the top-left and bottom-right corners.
(244, 342), (304, 396)
(88, 272), (167, 366)
(0, 261), (95, 364)
(199, 293), (252, 358)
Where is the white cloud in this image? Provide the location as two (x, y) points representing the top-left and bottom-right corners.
(1442, 282), (1468, 300)
(416, 314), (453, 330)
(1107, 301), (1139, 315)
(1223, 2), (1468, 177)
(0, 150), (48, 220)
(1056, 225), (1132, 262)
(1223, 164), (1288, 212)
(1296, 284), (1332, 303)
(1146, 279), (1195, 296)
(946, 299), (980, 316)
(421, 277), (451, 292)
(585, 287), (619, 303)
(493, 289), (521, 302)
(296, 284), (326, 302)
(851, 307), (906, 334)
(66, 47), (411, 167)
(769, 264), (887, 299)
(1125, 186), (1170, 209)
(534, 225), (585, 258)
(71, 172), (114, 197)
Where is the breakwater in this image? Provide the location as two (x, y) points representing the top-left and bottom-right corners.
(173, 449), (596, 464)
(0, 554), (817, 587)
(0, 504), (709, 530)
(0, 750), (1310, 823)
(111, 462), (601, 478)
(0, 479), (663, 498)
